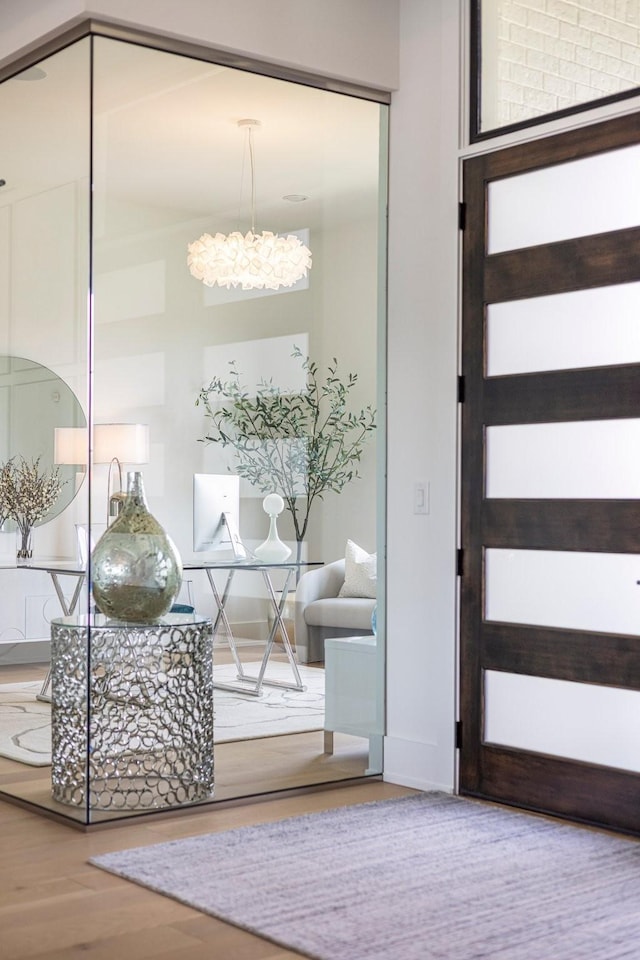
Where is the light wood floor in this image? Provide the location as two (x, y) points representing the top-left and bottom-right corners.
(0, 642), (404, 957)
(1, 779), (416, 960)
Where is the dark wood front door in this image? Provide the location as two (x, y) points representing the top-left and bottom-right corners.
(459, 112), (640, 834)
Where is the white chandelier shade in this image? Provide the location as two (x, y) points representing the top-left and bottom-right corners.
(188, 119), (312, 291)
(187, 229), (311, 291)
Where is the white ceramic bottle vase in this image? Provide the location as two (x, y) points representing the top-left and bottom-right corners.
(253, 493), (292, 563)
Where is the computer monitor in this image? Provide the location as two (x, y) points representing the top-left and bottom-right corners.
(192, 473), (247, 558)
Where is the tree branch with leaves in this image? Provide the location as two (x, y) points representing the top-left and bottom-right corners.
(196, 346), (376, 562)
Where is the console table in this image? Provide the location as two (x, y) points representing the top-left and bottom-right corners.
(50, 612), (214, 812)
(185, 560), (320, 698)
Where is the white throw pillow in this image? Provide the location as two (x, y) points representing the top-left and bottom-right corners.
(338, 539), (377, 599)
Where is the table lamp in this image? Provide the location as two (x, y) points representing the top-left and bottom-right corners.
(94, 423), (150, 524)
(54, 426), (88, 491)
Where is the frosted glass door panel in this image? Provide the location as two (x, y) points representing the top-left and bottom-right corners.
(488, 145), (640, 254)
(487, 283), (640, 376)
(485, 549), (640, 635)
(486, 420), (640, 499)
(485, 671), (640, 773)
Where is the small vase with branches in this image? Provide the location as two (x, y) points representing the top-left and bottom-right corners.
(0, 456), (65, 561)
(196, 346), (376, 566)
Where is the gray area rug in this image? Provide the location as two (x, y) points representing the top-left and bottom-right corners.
(89, 792), (640, 960)
(0, 664), (323, 765)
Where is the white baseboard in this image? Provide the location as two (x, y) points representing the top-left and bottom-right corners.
(382, 770), (453, 793)
(382, 735), (455, 793)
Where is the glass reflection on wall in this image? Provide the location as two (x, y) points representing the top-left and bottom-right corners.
(92, 36), (385, 812)
(0, 30), (386, 823)
(0, 42), (90, 554)
(0, 356), (87, 527)
(0, 39), (91, 820)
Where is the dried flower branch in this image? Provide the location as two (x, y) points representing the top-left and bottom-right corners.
(0, 460), (12, 530)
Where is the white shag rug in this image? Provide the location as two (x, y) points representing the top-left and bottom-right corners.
(0, 662), (324, 766)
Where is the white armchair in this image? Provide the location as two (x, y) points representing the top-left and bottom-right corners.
(294, 559), (375, 663)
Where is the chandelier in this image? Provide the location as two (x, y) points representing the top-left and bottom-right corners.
(188, 119), (312, 291)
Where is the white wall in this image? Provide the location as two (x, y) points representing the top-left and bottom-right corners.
(0, 0), (399, 92)
(0, 0), (85, 55)
(385, 0), (460, 791)
(310, 211), (380, 564)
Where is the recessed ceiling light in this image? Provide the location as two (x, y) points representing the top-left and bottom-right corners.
(282, 194), (309, 203)
(17, 66), (47, 82)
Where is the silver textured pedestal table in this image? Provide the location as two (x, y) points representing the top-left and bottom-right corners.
(50, 613), (214, 812)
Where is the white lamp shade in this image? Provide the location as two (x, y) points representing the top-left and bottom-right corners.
(54, 426), (88, 465)
(93, 423), (150, 464)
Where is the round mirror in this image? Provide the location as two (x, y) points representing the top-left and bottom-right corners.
(0, 355), (86, 528)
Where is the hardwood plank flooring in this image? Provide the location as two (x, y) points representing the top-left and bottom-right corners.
(0, 642), (407, 957)
(1, 780), (415, 960)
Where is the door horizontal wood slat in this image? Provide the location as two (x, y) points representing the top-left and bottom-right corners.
(477, 746), (640, 835)
(485, 227), (640, 303)
(484, 365), (640, 425)
(481, 111), (640, 179)
(482, 500), (640, 552)
(482, 621), (640, 688)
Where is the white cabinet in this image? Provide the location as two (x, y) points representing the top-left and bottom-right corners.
(0, 565), (83, 665)
(324, 634), (382, 774)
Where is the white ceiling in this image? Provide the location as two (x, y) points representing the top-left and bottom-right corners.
(0, 36), (382, 235)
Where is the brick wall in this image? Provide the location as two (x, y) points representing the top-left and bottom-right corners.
(494, 0), (640, 126)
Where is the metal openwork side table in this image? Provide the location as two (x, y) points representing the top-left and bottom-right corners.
(50, 613), (214, 813)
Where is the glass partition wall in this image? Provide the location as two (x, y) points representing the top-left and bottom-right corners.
(0, 31), (387, 824)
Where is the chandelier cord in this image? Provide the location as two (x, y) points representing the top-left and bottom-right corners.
(248, 125), (257, 234)
(236, 130), (247, 233)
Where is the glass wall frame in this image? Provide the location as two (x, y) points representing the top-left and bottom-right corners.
(0, 23), (388, 826)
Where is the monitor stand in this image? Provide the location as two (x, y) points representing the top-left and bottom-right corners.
(221, 512), (247, 559)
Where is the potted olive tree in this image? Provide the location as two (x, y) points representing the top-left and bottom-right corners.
(196, 346), (376, 567)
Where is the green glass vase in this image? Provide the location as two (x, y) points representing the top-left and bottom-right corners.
(91, 471), (182, 622)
